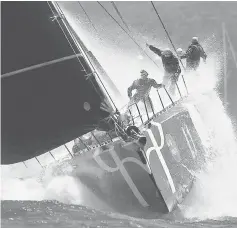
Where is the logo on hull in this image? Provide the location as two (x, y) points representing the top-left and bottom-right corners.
(93, 120), (177, 207)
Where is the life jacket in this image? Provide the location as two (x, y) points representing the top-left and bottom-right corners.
(130, 78), (154, 102)
(134, 78), (153, 93)
(161, 55), (180, 73)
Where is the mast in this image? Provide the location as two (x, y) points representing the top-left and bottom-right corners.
(68, 27), (123, 106)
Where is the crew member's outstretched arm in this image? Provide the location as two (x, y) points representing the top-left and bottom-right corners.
(147, 44), (162, 57)
(127, 81), (136, 98)
(150, 79), (163, 89)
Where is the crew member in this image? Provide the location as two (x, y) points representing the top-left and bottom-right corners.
(146, 43), (181, 94)
(180, 37), (207, 71)
(127, 69), (163, 111)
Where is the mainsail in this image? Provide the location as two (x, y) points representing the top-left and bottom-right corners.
(1, 2), (114, 164)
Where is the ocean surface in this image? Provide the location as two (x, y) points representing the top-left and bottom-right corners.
(2, 1), (237, 228)
(2, 201), (237, 228)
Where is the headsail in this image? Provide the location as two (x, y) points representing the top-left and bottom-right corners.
(1, 2), (113, 164)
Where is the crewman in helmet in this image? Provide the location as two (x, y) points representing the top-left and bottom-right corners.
(146, 43), (181, 95)
(176, 48), (185, 57)
(180, 37), (207, 71)
(127, 69), (163, 111)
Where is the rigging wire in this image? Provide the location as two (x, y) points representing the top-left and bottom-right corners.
(55, 2), (117, 110)
(76, 1), (165, 111)
(77, 1), (144, 109)
(77, 1), (124, 101)
(49, 2), (124, 138)
(150, 1), (189, 94)
(111, 2), (150, 47)
(111, 1), (131, 32)
(77, 2), (177, 105)
(47, 2), (88, 74)
(48, 2), (109, 103)
(49, 2), (118, 111)
(110, 2), (160, 69)
(97, 1), (160, 69)
(50, 2), (115, 108)
(109, 1), (188, 95)
(78, 2), (98, 33)
(77, 1), (106, 45)
(49, 2), (187, 121)
(150, 1), (185, 71)
(50, 3), (100, 104)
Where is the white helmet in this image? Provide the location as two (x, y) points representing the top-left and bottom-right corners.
(192, 37), (199, 44)
(162, 48), (172, 57)
(176, 48), (184, 57)
(163, 48), (171, 52)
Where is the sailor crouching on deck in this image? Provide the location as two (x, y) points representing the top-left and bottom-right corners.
(127, 69), (163, 112)
(146, 43), (181, 95)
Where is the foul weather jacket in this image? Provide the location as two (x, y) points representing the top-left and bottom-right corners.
(148, 45), (181, 75)
(181, 43), (207, 69)
(127, 78), (162, 103)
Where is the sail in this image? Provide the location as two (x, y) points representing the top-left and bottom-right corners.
(63, 19), (124, 107)
(1, 2), (112, 164)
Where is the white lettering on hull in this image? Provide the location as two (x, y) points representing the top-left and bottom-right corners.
(145, 121), (176, 194)
(93, 120), (177, 206)
(93, 145), (150, 207)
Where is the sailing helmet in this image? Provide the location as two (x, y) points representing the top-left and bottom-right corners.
(162, 48), (172, 57)
(176, 48), (184, 57)
(191, 37), (199, 44)
(140, 69), (149, 77)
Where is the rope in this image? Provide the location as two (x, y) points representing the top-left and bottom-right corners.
(49, 2), (109, 101)
(77, 1), (105, 45)
(77, 1), (123, 108)
(111, 1), (155, 62)
(78, 2), (98, 33)
(150, 1), (185, 70)
(97, 1), (160, 69)
(78, 1), (158, 107)
(47, 2), (88, 74)
(48, 2), (109, 103)
(55, 2), (118, 112)
(49, 2), (118, 111)
(54, 3), (101, 95)
(110, 2), (188, 97)
(111, 1), (131, 32)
